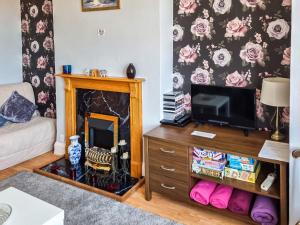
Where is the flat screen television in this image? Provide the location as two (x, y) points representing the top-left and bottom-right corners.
(191, 84), (256, 130)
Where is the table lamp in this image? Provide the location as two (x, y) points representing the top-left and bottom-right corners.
(260, 77), (290, 141)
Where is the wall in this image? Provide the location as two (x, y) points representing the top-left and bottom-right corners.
(53, 0), (173, 150)
(21, 0), (56, 118)
(0, 0), (22, 84)
(173, 0), (291, 130)
(160, 0), (174, 119)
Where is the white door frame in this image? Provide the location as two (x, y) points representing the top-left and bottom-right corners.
(289, 0), (300, 224)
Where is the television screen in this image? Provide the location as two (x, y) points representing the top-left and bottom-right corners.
(191, 84), (256, 129)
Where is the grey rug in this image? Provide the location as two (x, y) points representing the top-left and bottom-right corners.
(0, 172), (179, 225)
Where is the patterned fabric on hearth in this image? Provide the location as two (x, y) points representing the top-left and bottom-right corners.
(173, 0), (291, 130)
(21, 0), (56, 118)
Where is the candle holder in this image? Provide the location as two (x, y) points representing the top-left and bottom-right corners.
(90, 171), (97, 187)
(118, 140), (127, 156)
(110, 146), (119, 183)
(120, 152), (130, 183)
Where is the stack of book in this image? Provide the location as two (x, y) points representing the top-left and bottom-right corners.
(163, 91), (185, 121)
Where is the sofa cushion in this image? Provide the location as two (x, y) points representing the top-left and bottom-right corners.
(0, 82), (35, 106)
(0, 115), (8, 127)
(0, 91), (37, 123)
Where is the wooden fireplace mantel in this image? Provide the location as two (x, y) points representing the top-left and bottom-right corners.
(56, 74), (145, 178)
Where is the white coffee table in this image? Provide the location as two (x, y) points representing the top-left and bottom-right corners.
(0, 187), (64, 225)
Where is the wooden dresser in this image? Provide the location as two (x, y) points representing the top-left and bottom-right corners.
(144, 123), (288, 225)
(147, 138), (189, 201)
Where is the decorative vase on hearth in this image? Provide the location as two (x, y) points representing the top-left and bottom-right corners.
(68, 135), (82, 165)
(126, 63), (136, 79)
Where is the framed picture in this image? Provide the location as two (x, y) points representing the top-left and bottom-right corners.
(82, 0), (120, 12)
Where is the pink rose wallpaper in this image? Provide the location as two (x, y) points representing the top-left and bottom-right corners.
(36, 20), (47, 34)
(191, 68), (211, 85)
(239, 42), (265, 66)
(191, 18), (212, 39)
(178, 45), (199, 64)
(225, 17), (249, 38)
(173, 0), (291, 129)
(281, 47), (291, 65)
(225, 71), (249, 87)
(178, 0), (198, 15)
(21, 0), (56, 118)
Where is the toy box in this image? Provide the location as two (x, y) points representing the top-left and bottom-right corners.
(198, 166), (224, 179)
(192, 157), (227, 171)
(227, 154), (256, 165)
(224, 163), (261, 183)
(193, 147), (226, 161)
(192, 160), (224, 179)
(228, 160), (258, 172)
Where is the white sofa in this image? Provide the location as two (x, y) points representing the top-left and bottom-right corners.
(0, 82), (56, 170)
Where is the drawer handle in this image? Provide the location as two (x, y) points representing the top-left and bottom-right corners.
(160, 148), (175, 154)
(161, 183), (176, 190)
(160, 165), (176, 172)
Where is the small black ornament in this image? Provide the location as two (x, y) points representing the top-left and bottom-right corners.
(126, 63), (136, 79)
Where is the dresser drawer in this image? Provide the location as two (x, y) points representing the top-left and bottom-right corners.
(148, 139), (188, 164)
(150, 173), (189, 201)
(149, 157), (188, 182)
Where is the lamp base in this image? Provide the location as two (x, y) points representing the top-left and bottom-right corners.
(271, 130), (285, 141)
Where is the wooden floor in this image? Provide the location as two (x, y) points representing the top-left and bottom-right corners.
(0, 152), (247, 225)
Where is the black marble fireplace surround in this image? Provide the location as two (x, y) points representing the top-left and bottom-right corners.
(76, 88), (131, 153)
(41, 89), (139, 196)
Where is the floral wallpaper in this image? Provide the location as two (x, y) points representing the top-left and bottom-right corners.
(21, 0), (56, 118)
(173, 0), (291, 130)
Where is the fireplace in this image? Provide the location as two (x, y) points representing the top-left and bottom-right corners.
(35, 74), (144, 201)
(84, 113), (118, 171)
(84, 113), (118, 150)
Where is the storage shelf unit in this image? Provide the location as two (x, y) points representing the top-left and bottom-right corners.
(144, 123), (288, 225)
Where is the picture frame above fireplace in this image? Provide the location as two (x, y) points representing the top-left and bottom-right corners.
(82, 0), (120, 12)
(85, 113), (119, 149)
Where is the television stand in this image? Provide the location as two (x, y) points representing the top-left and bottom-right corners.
(144, 123), (288, 225)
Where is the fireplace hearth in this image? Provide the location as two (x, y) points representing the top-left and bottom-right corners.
(41, 158), (138, 196)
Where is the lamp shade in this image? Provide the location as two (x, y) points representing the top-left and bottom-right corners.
(260, 77), (290, 107)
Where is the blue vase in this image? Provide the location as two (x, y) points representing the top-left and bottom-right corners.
(68, 135), (82, 165)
